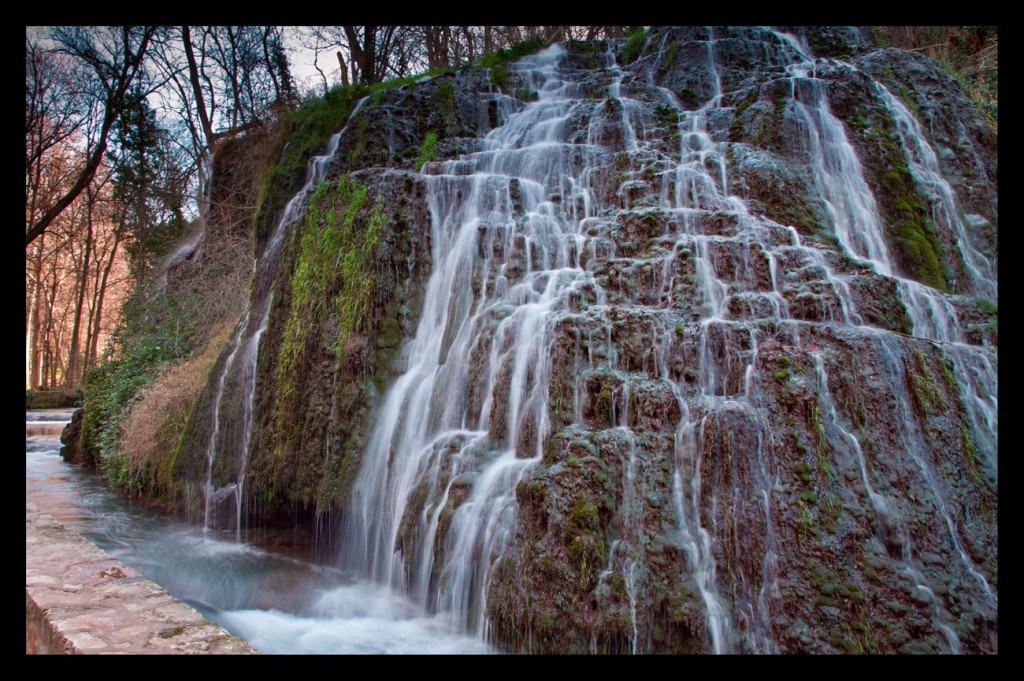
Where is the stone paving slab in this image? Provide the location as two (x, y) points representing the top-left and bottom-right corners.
(26, 501), (257, 654)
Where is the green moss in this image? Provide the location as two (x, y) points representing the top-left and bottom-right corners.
(897, 83), (924, 123)
(654, 103), (679, 127)
(480, 37), (546, 70)
(796, 498), (815, 540)
(479, 37), (545, 90)
(565, 497), (607, 586)
(729, 100), (752, 139)
(596, 382), (613, 421)
(417, 131), (437, 171)
(435, 81), (454, 118)
(962, 428), (980, 482)
(806, 28), (852, 58)
(570, 39), (600, 69)
(773, 368), (791, 382)
(976, 298), (997, 327)
(347, 115), (369, 170)
(908, 347), (943, 418)
(274, 176), (386, 445)
(622, 27), (647, 65)
(489, 63), (509, 89)
(863, 126), (950, 291)
(676, 88), (700, 110)
(254, 84), (367, 245)
(808, 403), (832, 477)
(938, 354), (957, 393)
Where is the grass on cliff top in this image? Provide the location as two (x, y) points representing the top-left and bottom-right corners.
(253, 66), (450, 240)
(257, 36), (551, 225)
(479, 37), (547, 70)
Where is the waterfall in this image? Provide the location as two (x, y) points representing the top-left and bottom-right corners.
(340, 44), (612, 635)
(183, 27), (995, 654)
(201, 99), (368, 535)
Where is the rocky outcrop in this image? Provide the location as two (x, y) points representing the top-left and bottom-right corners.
(59, 408), (90, 467)
(155, 27), (997, 653)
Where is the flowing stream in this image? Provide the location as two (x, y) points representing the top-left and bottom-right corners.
(26, 415), (493, 654)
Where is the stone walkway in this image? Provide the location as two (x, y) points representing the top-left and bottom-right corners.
(26, 501), (257, 654)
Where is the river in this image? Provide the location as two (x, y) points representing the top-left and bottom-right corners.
(26, 409), (494, 654)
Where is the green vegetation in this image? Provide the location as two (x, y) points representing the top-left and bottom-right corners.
(729, 100), (752, 139)
(570, 39), (600, 69)
(489, 63), (510, 90)
(843, 354), (868, 431)
(796, 498), (814, 540)
(794, 461), (813, 485)
(976, 298), (997, 328)
(480, 37), (546, 90)
(808, 403), (832, 477)
(962, 428), (980, 482)
(897, 83), (923, 123)
(661, 40), (678, 71)
(480, 37), (546, 70)
(937, 353), (957, 393)
(773, 369), (791, 382)
(254, 84), (368, 243)
(654, 103), (679, 127)
(871, 26), (997, 130)
(622, 27), (647, 64)
(275, 176), (385, 404)
(417, 131), (437, 170)
(676, 87), (700, 111)
(806, 28), (852, 59)
(908, 347), (943, 418)
(596, 382), (613, 421)
(26, 389), (81, 409)
(80, 292), (200, 493)
(435, 81), (455, 117)
(254, 65), (454, 244)
(566, 497), (607, 587)
(863, 126), (950, 291)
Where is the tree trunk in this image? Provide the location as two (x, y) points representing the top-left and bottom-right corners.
(27, 27), (155, 247)
(66, 199), (92, 389)
(28, 234), (46, 389)
(183, 25), (216, 152)
(88, 231), (122, 371)
(336, 51), (349, 87)
(461, 26), (475, 64)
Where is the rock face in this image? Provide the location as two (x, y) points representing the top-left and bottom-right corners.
(59, 408), (89, 467)
(180, 27), (997, 653)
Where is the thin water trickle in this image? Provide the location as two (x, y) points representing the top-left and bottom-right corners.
(201, 99), (368, 537)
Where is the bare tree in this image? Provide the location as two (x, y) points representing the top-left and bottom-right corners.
(26, 26), (158, 247)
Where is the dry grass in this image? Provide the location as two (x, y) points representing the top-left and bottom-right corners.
(119, 319), (237, 493)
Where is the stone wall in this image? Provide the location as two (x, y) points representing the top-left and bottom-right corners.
(26, 502), (256, 654)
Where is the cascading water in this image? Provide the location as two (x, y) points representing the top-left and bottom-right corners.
(202, 99), (368, 535)
(340, 44), (612, 635)
(167, 26), (994, 654)
(332, 29), (996, 653)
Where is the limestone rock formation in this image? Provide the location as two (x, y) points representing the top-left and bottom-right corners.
(158, 27), (998, 653)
